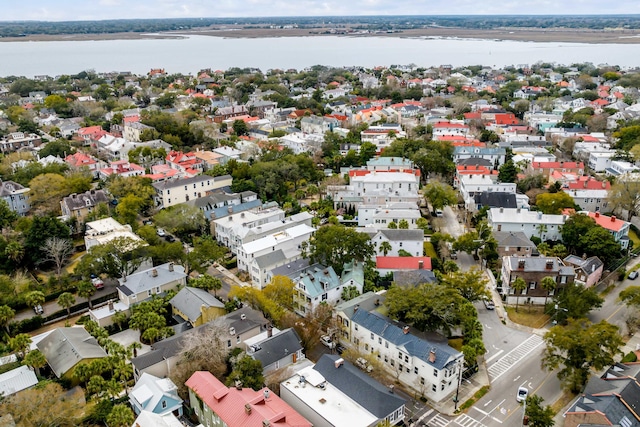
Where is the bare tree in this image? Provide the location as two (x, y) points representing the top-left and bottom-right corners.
(43, 237), (74, 277)
(170, 320), (230, 399)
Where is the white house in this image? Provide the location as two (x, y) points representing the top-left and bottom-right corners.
(327, 170), (421, 209)
(361, 228), (424, 257)
(280, 355), (407, 427)
(117, 262), (187, 308)
(563, 178), (610, 212)
(152, 174), (233, 209)
(357, 202), (421, 229)
(237, 223), (315, 273)
(488, 208), (567, 242)
(588, 151), (616, 172)
(336, 304), (464, 402)
(458, 175), (516, 211)
(360, 124), (406, 152)
(84, 217), (144, 250)
(453, 146), (507, 167)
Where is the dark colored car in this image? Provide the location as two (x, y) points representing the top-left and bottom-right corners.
(165, 235), (176, 242)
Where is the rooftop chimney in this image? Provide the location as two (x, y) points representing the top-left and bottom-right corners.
(244, 403), (252, 414)
(518, 259), (526, 269)
(418, 260), (424, 270)
(595, 212), (600, 218)
(354, 304), (359, 312)
(334, 358), (344, 369)
(403, 325), (410, 334)
(263, 389), (270, 400)
(168, 262), (174, 272)
(151, 269), (158, 277)
(429, 348), (436, 363)
(236, 380), (243, 390)
(108, 300), (114, 311)
(374, 299), (380, 306)
(546, 260), (554, 269)
(611, 216), (616, 222)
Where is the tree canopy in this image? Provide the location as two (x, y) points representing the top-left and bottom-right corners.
(305, 225), (374, 275)
(543, 319), (623, 392)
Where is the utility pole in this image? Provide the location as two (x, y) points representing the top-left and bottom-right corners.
(454, 359), (463, 411)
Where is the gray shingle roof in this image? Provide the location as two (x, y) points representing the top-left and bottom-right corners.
(132, 307), (267, 372)
(62, 189), (109, 211)
(314, 354), (406, 418)
(170, 287), (224, 323)
(37, 327), (107, 377)
(254, 249), (287, 269)
(352, 310), (461, 370)
(118, 263), (186, 296)
(379, 229), (424, 242)
(493, 231), (536, 249)
(250, 328), (302, 368)
(474, 192), (517, 209)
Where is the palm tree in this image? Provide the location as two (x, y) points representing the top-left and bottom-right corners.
(112, 310), (128, 332)
(23, 349), (47, 376)
(57, 292), (76, 318)
(25, 291), (45, 311)
(536, 223), (548, 240)
(9, 333), (32, 358)
(77, 280), (96, 309)
(128, 342), (142, 358)
(380, 241), (392, 257)
(0, 304), (15, 335)
(540, 276), (557, 309)
(511, 277), (527, 312)
(106, 404), (135, 427)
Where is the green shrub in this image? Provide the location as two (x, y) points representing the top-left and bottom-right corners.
(622, 351), (638, 363)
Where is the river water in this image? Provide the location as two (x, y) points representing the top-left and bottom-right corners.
(2, 34), (640, 77)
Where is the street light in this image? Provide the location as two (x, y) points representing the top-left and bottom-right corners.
(454, 358), (463, 411)
(552, 304), (568, 326)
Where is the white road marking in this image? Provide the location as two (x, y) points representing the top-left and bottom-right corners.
(487, 335), (544, 382)
(485, 349), (504, 364)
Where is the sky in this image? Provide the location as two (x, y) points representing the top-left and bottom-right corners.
(2, 0), (640, 21)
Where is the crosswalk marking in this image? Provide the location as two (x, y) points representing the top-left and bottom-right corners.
(487, 335), (544, 381)
(453, 413), (487, 427)
(428, 413), (450, 427)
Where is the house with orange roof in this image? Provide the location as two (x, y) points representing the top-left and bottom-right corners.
(186, 371), (311, 427)
(586, 211), (630, 249)
(78, 126), (109, 143)
(528, 161), (584, 180)
(98, 160), (145, 180)
(563, 176), (610, 213)
(166, 151), (204, 178)
(65, 152), (101, 177)
(142, 164), (179, 183)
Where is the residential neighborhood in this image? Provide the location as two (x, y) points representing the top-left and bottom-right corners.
(2, 59), (640, 427)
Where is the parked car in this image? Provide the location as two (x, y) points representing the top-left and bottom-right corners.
(320, 335), (335, 349)
(355, 357), (374, 373)
(156, 228), (166, 237)
(629, 271), (639, 280)
(435, 209), (444, 217)
(484, 298), (495, 310)
(516, 386), (528, 403)
(91, 277), (105, 290)
(33, 305), (44, 315)
(336, 344), (346, 355)
(165, 234), (176, 243)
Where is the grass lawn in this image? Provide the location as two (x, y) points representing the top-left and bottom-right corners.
(424, 242), (438, 258)
(64, 251), (85, 274)
(505, 305), (551, 329)
(630, 228), (640, 249)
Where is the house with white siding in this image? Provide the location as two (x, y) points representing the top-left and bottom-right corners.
(488, 208), (566, 242)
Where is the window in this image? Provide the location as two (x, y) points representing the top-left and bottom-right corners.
(433, 369), (438, 377)
(237, 335), (241, 344)
(156, 286), (161, 294)
(398, 351), (403, 359)
(371, 333), (374, 340)
(399, 364), (403, 371)
(365, 344), (369, 351)
(529, 282), (536, 289)
(405, 355), (409, 362)
(378, 337), (382, 344)
(147, 290), (152, 297)
(406, 367), (410, 373)
(420, 377), (425, 385)
(414, 367), (419, 374)
(227, 340), (231, 348)
(390, 360), (395, 367)
(441, 384), (445, 391)
(162, 400), (167, 409)
(385, 341), (389, 348)
(355, 325), (358, 331)
(384, 355), (388, 362)
(432, 384), (437, 392)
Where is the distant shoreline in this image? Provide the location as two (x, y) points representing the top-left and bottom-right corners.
(2, 26), (640, 44)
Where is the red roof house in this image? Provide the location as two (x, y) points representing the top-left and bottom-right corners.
(186, 371), (311, 427)
(376, 256), (432, 271)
